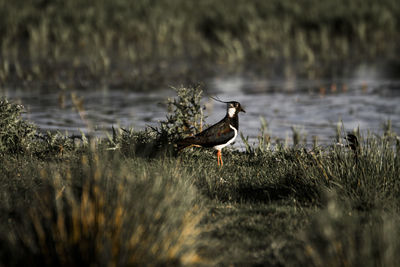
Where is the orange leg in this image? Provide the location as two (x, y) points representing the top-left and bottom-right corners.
(217, 150), (223, 167)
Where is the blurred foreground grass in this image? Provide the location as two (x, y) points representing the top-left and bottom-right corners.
(1, 89), (400, 266)
(1, 0), (399, 88)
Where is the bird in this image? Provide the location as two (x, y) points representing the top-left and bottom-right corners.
(177, 98), (245, 166)
(345, 133), (360, 162)
(345, 133), (359, 152)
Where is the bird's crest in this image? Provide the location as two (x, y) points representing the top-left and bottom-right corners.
(209, 96), (229, 104)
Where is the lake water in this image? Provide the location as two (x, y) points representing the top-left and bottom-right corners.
(2, 65), (400, 148)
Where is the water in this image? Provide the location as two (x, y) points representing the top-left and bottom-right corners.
(2, 66), (400, 149)
(209, 75), (400, 147)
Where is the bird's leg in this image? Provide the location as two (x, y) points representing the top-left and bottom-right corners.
(217, 150), (223, 166)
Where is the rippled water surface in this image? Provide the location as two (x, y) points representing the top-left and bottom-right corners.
(2, 68), (400, 148)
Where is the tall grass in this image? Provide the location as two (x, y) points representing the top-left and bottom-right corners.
(0, 0), (399, 87)
(0, 152), (206, 266)
(299, 192), (400, 267)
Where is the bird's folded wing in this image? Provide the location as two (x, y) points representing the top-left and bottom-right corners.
(195, 122), (235, 147)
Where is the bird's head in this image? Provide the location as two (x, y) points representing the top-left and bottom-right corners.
(209, 96), (245, 117)
(227, 101), (245, 117)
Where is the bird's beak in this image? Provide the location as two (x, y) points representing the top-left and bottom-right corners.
(240, 107), (246, 113)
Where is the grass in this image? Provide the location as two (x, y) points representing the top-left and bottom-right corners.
(0, 0), (399, 88)
(1, 91), (400, 266)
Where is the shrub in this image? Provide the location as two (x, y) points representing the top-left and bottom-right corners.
(0, 99), (37, 154)
(155, 85), (205, 144)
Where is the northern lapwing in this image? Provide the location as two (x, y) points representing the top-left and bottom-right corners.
(345, 133), (360, 162)
(345, 133), (359, 152)
(177, 98), (245, 166)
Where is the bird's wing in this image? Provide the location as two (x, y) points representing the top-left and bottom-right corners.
(193, 120), (235, 147)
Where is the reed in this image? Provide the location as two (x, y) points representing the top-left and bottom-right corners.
(0, 0), (399, 88)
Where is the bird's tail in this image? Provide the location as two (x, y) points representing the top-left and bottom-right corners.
(176, 136), (197, 151)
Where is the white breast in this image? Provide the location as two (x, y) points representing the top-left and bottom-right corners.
(214, 125), (238, 150)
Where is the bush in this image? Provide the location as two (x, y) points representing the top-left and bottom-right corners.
(0, 98), (77, 158)
(156, 85), (205, 143)
(108, 85), (206, 156)
(0, 99), (37, 154)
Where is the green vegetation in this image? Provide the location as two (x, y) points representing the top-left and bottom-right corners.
(1, 0), (399, 88)
(1, 89), (400, 266)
